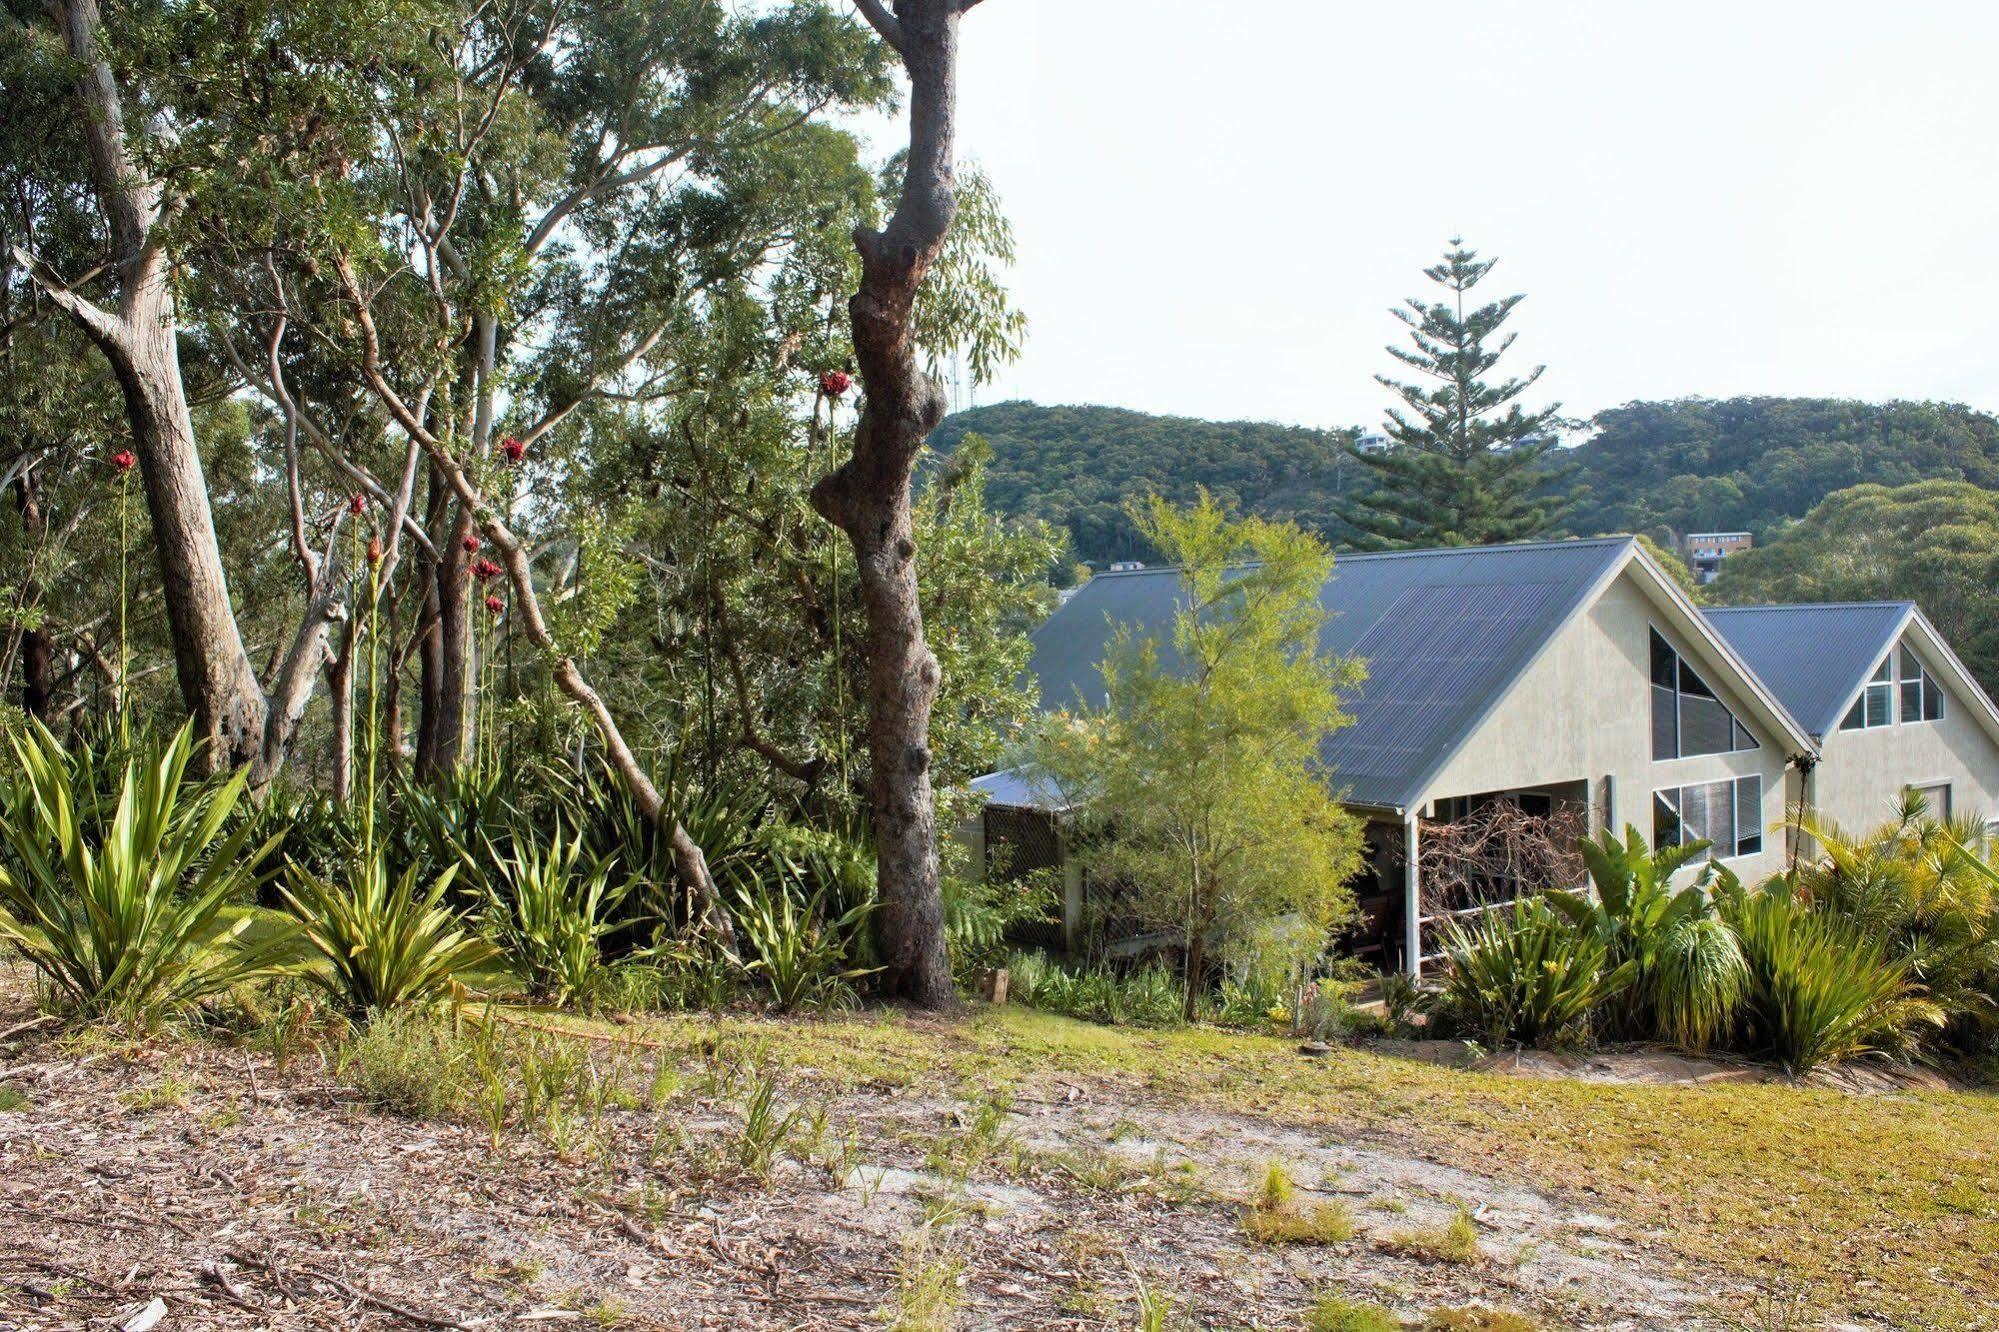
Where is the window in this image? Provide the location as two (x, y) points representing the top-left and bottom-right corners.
(1899, 646), (1945, 724)
(1650, 629), (1759, 760)
(1910, 782), (1953, 821)
(1654, 775), (1764, 861)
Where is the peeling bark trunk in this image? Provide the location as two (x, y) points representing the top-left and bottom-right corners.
(807, 0), (982, 1007)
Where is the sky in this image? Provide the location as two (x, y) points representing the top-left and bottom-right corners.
(879, 0), (1999, 432)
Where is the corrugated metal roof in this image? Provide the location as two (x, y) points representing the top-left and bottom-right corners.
(1028, 537), (1636, 810)
(968, 767), (1070, 811)
(1702, 602), (1913, 738)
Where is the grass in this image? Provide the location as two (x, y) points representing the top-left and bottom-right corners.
(625, 1002), (1999, 1331)
(1423, 1309), (1543, 1331)
(1306, 1296), (1399, 1332)
(1383, 1207), (1481, 1265)
(1241, 1162), (1357, 1245)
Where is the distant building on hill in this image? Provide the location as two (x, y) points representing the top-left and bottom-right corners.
(1683, 531), (1753, 584)
(1355, 430), (1392, 456)
(1106, 560), (1146, 573)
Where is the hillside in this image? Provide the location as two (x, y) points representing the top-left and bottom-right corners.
(936, 397), (1999, 562)
(1565, 397), (1999, 539)
(931, 401), (1365, 564)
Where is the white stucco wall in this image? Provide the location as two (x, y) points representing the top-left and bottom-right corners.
(1418, 569), (1793, 883)
(1805, 638), (1999, 833)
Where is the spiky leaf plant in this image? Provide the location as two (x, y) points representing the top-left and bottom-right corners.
(1437, 897), (1636, 1048)
(0, 720), (293, 1027)
(464, 822), (630, 1008)
(281, 851), (495, 1020)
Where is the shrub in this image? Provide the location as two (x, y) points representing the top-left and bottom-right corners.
(1548, 827), (1747, 1051)
(1721, 882), (1940, 1072)
(282, 851), (497, 1020)
(0, 720), (294, 1026)
(1435, 899), (1634, 1048)
(343, 1009), (470, 1118)
(463, 823), (630, 1007)
(735, 870), (874, 1011)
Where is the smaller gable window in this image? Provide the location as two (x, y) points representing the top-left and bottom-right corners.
(1899, 646), (1945, 724)
(1654, 775), (1764, 861)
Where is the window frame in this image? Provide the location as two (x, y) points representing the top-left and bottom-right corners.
(1650, 628), (1759, 761)
(1653, 774), (1765, 862)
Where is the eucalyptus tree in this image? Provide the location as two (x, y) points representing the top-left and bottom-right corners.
(4, 0), (367, 777)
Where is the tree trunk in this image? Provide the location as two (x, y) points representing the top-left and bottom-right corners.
(326, 617), (356, 806)
(10, 471), (55, 720)
(30, 0), (310, 774)
(415, 474), (471, 780)
(808, 0), (981, 1007)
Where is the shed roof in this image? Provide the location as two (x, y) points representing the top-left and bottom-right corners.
(1027, 537), (1638, 811)
(1703, 603), (1913, 737)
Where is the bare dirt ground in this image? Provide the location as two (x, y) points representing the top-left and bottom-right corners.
(0, 980), (1748, 1331)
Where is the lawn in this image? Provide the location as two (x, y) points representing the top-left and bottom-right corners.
(628, 1003), (1999, 1330)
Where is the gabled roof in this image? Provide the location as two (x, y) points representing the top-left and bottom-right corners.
(1702, 603), (1912, 738)
(1021, 536), (1810, 813)
(1706, 601), (1999, 748)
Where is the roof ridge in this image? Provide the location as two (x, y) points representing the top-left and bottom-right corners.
(1705, 601), (1914, 614)
(1085, 535), (1635, 579)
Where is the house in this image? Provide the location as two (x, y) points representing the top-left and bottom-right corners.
(970, 536), (1818, 975)
(1682, 531), (1753, 585)
(1704, 603), (1999, 834)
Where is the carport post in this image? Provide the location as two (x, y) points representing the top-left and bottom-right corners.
(1404, 811), (1422, 979)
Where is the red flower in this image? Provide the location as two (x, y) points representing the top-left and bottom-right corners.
(366, 536), (383, 566)
(819, 370), (852, 398)
(111, 450), (137, 473)
(461, 533), (481, 554)
(349, 493), (366, 515)
(499, 435), (526, 464)
(472, 557), (502, 582)
(484, 594), (504, 615)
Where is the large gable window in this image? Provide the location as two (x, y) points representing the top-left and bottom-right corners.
(1654, 775), (1764, 861)
(1651, 629), (1758, 760)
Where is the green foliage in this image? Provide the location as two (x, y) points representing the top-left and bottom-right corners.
(1569, 397), (1999, 547)
(930, 402), (1362, 567)
(0, 720), (293, 1026)
(1549, 827), (1747, 1051)
(1712, 480), (1999, 695)
(462, 823), (631, 1008)
(343, 1009), (471, 1119)
(734, 871), (874, 1012)
(1436, 898), (1635, 1049)
(1003, 951), (1184, 1028)
(1721, 880), (1940, 1072)
(1342, 237), (1572, 549)
(1028, 494), (1367, 1018)
(282, 851), (496, 1020)
(1306, 1295), (1401, 1332)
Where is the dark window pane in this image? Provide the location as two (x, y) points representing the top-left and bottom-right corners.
(1678, 658), (1717, 699)
(1681, 693), (1734, 756)
(1901, 646), (1920, 680)
(1650, 630), (1677, 688)
(1872, 655), (1893, 684)
(1733, 717), (1758, 751)
(1653, 790), (1681, 852)
(1841, 698), (1865, 730)
(1652, 684), (1678, 760)
(1923, 674), (1944, 721)
(1735, 776), (1763, 856)
(1902, 680), (1923, 723)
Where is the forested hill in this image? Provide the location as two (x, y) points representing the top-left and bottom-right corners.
(930, 401), (1364, 565)
(936, 397), (1999, 563)
(1564, 397), (1999, 539)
